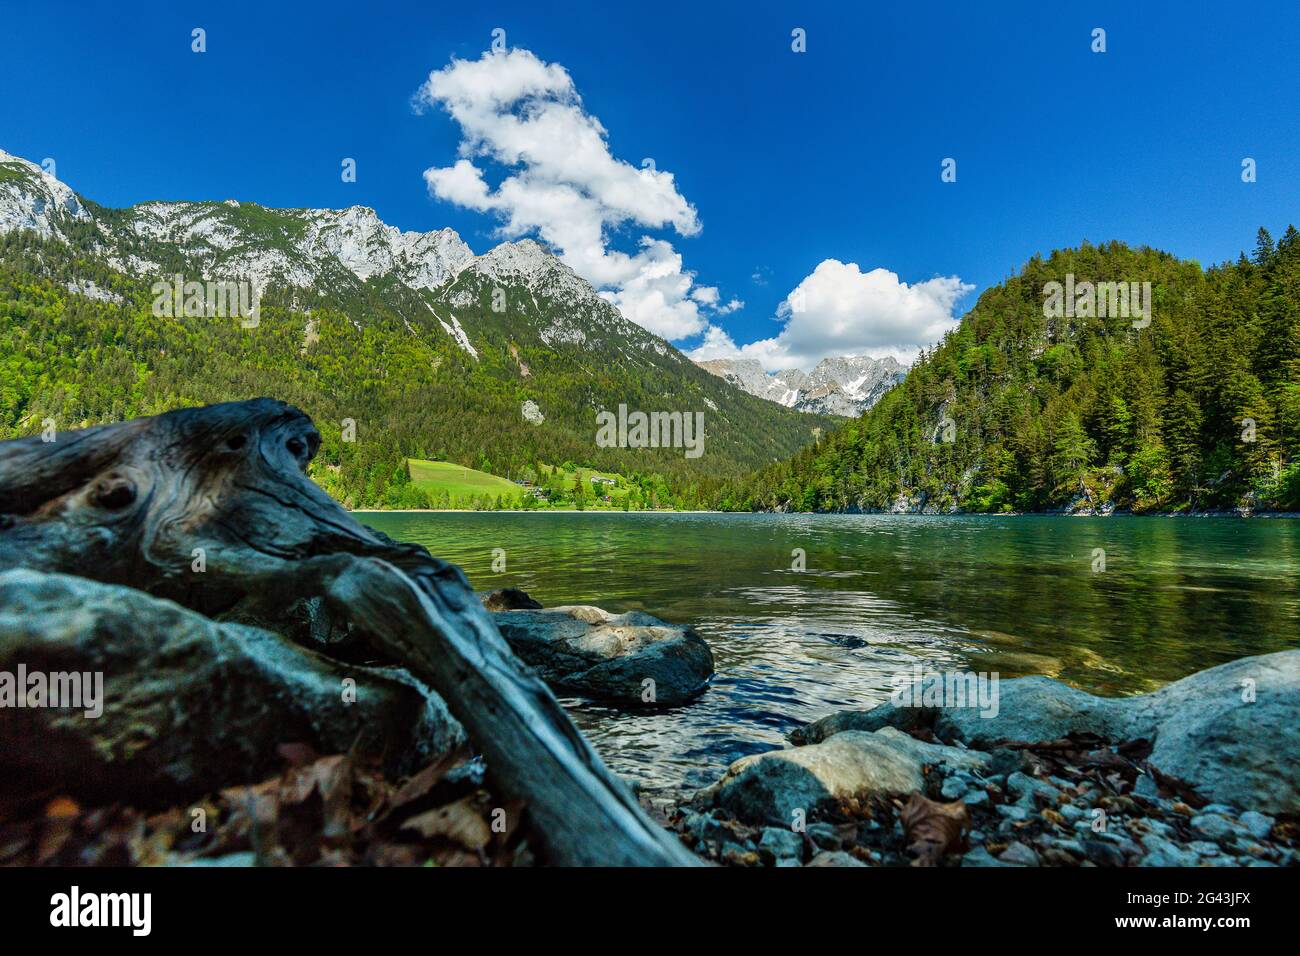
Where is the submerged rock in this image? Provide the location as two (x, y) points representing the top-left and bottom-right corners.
(0, 569), (463, 810)
(481, 588), (543, 612)
(492, 605), (714, 705)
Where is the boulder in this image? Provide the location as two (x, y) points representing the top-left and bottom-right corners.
(492, 605), (713, 705)
(790, 651), (1300, 813)
(481, 588), (543, 612)
(0, 569), (463, 811)
(694, 727), (987, 826)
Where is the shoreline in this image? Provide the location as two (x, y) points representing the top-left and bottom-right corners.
(349, 508), (1298, 518)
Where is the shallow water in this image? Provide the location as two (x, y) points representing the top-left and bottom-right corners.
(359, 512), (1300, 795)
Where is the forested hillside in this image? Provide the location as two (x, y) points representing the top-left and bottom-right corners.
(722, 227), (1300, 514)
(0, 151), (831, 509)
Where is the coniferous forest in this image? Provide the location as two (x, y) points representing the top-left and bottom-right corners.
(719, 227), (1300, 515)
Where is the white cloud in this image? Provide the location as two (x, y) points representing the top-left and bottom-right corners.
(689, 260), (973, 371)
(418, 48), (737, 340)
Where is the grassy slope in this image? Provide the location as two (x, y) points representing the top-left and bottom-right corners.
(407, 459), (523, 498)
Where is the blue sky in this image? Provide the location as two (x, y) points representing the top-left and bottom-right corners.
(1, 1), (1296, 367)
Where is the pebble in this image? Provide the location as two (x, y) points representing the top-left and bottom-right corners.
(805, 822), (841, 850)
(962, 847), (1011, 868)
(1239, 811), (1274, 840)
(1190, 813), (1238, 842)
(806, 850), (866, 867)
(1082, 839), (1126, 867)
(759, 827), (803, 861)
(940, 777), (967, 800)
(999, 841), (1041, 866)
(1139, 835), (1200, 867)
(1007, 771), (1060, 807)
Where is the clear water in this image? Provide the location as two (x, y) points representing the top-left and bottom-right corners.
(358, 512), (1300, 796)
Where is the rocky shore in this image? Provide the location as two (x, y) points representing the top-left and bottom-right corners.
(674, 651), (1299, 866)
(1, 567), (1294, 866)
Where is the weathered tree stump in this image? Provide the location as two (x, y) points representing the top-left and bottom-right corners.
(0, 398), (698, 866)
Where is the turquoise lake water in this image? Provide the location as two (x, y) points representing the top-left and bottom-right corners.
(359, 512), (1300, 794)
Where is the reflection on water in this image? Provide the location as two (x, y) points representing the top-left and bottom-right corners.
(359, 512), (1300, 795)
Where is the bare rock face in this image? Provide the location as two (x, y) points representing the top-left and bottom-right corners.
(491, 605), (714, 706)
(0, 569), (464, 812)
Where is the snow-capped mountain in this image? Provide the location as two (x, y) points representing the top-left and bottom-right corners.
(696, 355), (906, 417)
(0, 148), (476, 291)
(0, 148), (641, 362)
(0, 146), (837, 487)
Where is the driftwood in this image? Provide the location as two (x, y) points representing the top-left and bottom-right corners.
(0, 398), (698, 866)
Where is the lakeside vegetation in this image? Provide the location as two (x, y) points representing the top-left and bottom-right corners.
(0, 211), (824, 513)
(342, 457), (681, 511)
(716, 226), (1300, 515)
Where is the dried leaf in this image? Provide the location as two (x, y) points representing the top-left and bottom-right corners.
(899, 792), (969, 866)
(44, 796), (80, 819)
(401, 795), (491, 851)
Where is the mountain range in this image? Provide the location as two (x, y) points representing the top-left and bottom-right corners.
(695, 355), (906, 417)
(0, 148), (834, 508)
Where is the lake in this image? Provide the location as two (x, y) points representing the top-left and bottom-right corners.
(358, 512), (1300, 796)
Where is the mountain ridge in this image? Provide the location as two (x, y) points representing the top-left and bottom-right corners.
(0, 147), (832, 509)
(696, 354), (906, 417)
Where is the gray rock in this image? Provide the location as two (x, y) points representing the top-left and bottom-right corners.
(792, 650), (1300, 813)
(806, 850), (867, 867)
(962, 847), (1012, 867)
(940, 776), (968, 800)
(480, 587), (543, 611)
(805, 822), (842, 850)
(1239, 811), (1275, 840)
(1139, 835), (1200, 867)
(695, 727), (986, 825)
(0, 569), (463, 808)
(1007, 771), (1061, 807)
(962, 789), (990, 808)
(791, 698), (928, 745)
(998, 841), (1040, 866)
(1082, 839), (1126, 867)
(759, 826), (804, 862)
(492, 605), (713, 705)
(1190, 813), (1238, 842)
(1134, 773), (1160, 799)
